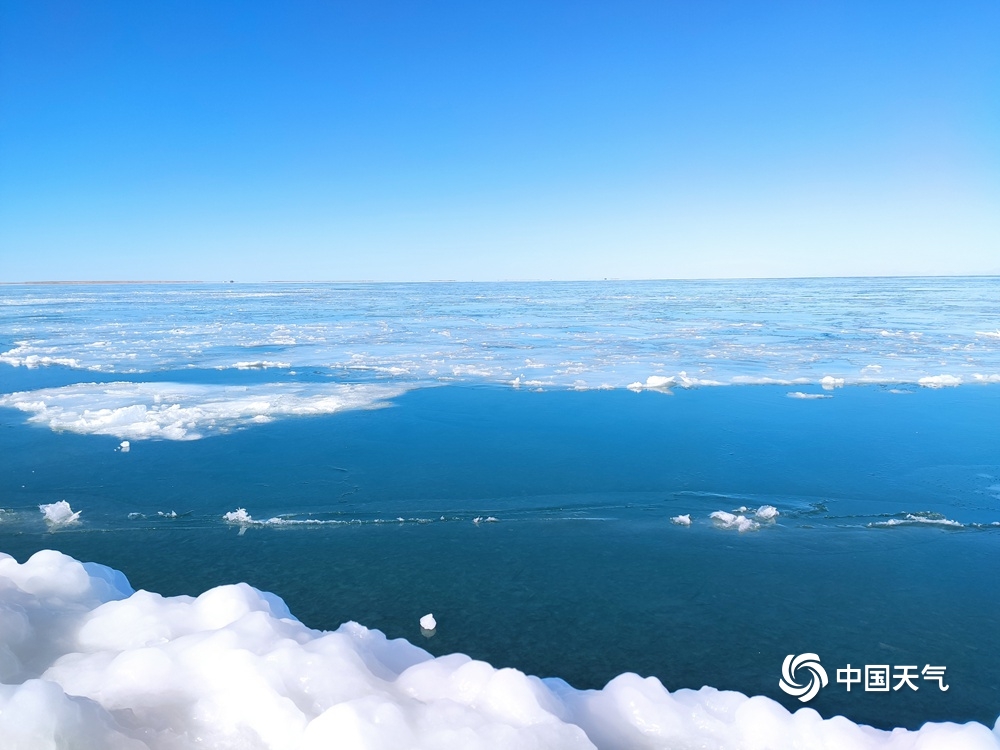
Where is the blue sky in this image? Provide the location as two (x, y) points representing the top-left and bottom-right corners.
(1, 1), (998, 281)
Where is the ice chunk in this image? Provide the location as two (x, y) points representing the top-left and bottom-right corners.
(918, 374), (962, 388)
(820, 375), (844, 390)
(223, 508), (254, 524)
(755, 505), (780, 521)
(118, 440), (130, 452)
(671, 514), (692, 526)
(39, 501), (81, 527)
(420, 613), (437, 631)
(710, 510), (760, 532)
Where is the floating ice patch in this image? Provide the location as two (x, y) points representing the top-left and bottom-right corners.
(223, 508), (254, 525)
(0, 342), (94, 370)
(787, 392), (830, 399)
(820, 375), (845, 390)
(39, 500), (81, 527)
(710, 510), (760, 532)
(420, 613), (437, 631)
(0, 550), (998, 750)
(117, 440), (130, 453)
(869, 513), (964, 529)
(0, 381), (408, 441)
(670, 514), (692, 526)
(629, 373), (725, 391)
(918, 375), (962, 388)
(755, 505), (780, 521)
(217, 360), (292, 370)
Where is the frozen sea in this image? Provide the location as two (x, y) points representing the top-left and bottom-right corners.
(1, 279), (999, 749)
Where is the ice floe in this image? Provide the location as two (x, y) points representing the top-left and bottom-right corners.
(0, 382), (408, 440)
(755, 505), (780, 521)
(918, 375), (963, 388)
(869, 513), (964, 529)
(710, 510), (760, 533)
(38, 501), (81, 527)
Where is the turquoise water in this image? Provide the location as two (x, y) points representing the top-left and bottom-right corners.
(1, 280), (999, 731)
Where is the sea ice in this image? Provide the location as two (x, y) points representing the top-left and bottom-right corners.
(38, 501), (81, 527)
(0, 381), (408, 441)
(755, 505), (780, 521)
(223, 508), (254, 524)
(820, 376), (845, 390)
(671, 514), (692, 526)
(710, 510), (760, 533)
(918, 374), (963, 388)
(420, 613), (437, 630)
(118, 440), (130, 452)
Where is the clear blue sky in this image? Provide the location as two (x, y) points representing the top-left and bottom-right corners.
(1, 1), (998, 281)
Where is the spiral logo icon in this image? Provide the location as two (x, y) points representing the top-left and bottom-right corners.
(779, 653), (828, 702)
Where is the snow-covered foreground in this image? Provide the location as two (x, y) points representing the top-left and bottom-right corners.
(1, 550), (997, 750)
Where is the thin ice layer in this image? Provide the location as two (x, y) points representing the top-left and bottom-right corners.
(1, 550), (997, 750)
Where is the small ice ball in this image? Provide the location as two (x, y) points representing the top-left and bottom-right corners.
(671, 514), (692, 526)
(118, 440), (130, 453)
(420, 613), (437, 631)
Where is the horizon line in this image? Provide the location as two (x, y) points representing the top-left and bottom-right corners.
(3, 273), (1000, 286)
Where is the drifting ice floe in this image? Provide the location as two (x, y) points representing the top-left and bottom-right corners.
(670, 514), (692, 526)
(918, 374), (963, 388)
(710, 510), (759, 532)
(820, 375), (845, 390)
(0, 381), (408, 441)
(420, 613), (437, 631)
(38, 501), (81, 527)
(755, 505), (780, 521)
(118, 440), (130, 453)
(0, 550), (997, 750)
(869, 513), (964, 529)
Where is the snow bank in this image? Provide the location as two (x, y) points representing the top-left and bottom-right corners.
(0, 550), (998, 749)
(0, 382), (408, 440)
